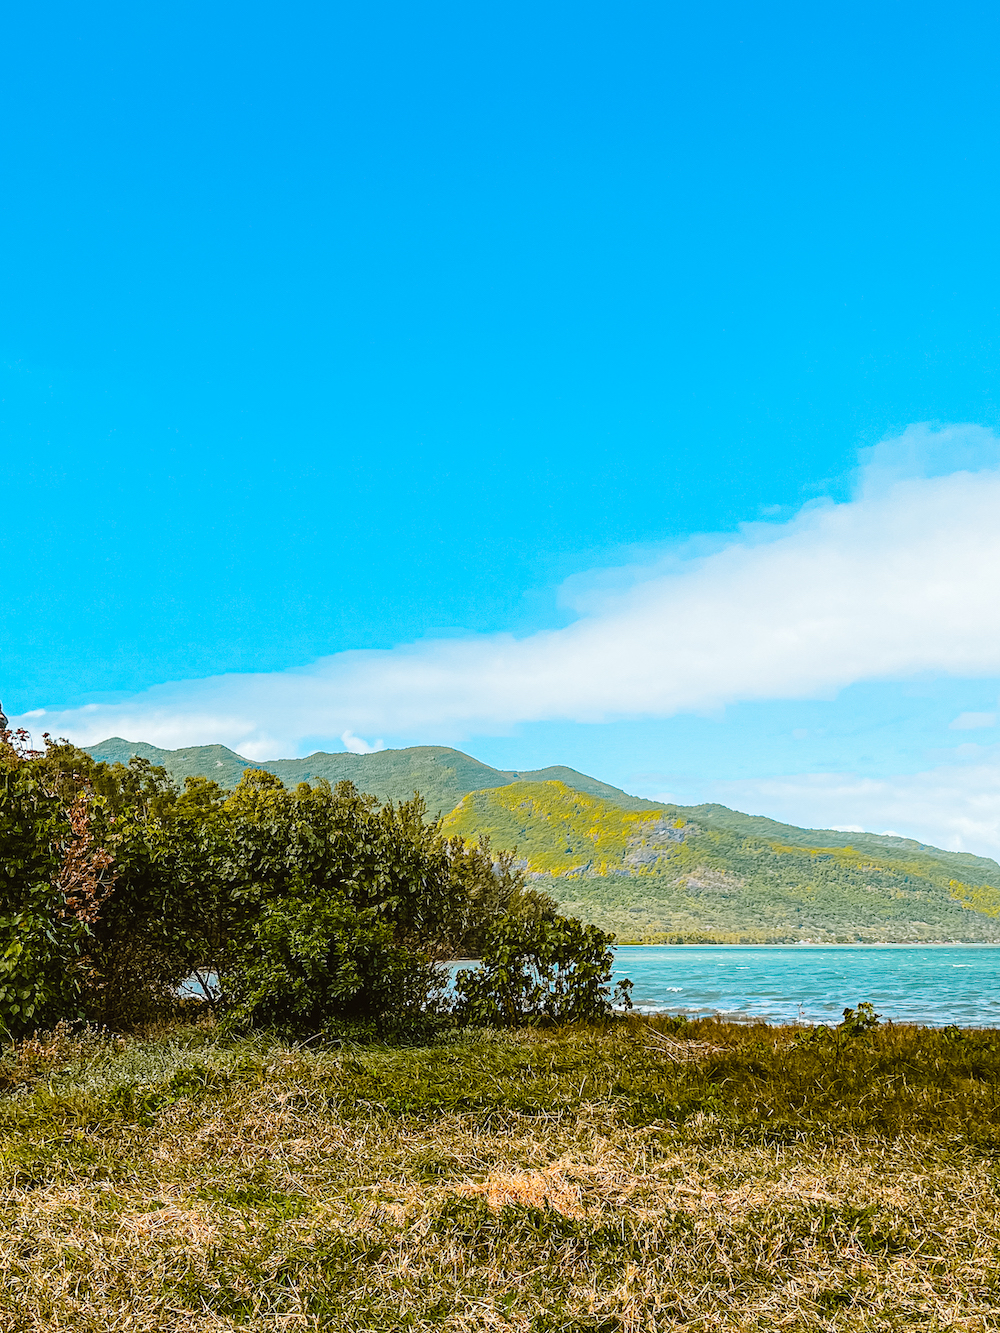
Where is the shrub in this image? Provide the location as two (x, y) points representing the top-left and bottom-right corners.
(222, 890), (448, 1039)
(216, 775), (501, 1037)
(0, 735), (101, 1035)
(0, 740), (633, 1040)
(453, 912), (633, 1027)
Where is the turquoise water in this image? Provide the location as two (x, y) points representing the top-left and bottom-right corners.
(612, 945), (1000, 1027)
(187, 945), (1000, 1026)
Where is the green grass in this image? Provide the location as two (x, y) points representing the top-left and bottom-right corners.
(3, 1014), (1000, 1330)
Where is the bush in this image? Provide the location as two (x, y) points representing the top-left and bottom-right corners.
(453, 912), (633, 1026)
(0, 739), (633, 1039)
(213, 773), (575, 1036)
(0, 736), (99, 1035)
(223, 891), (448, 1039)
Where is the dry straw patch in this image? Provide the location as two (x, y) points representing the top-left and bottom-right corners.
(121, 1203), (219, 1245)
(455, 1164), (586, 1216)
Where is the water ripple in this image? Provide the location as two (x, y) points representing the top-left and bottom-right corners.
(612, 945), (1000, 1027)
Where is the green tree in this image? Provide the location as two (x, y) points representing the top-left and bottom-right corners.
(0, 733), (109, 1034)
(453, 911), (632, 1027)
(216, 774), (562, 1037)
(0, 738), (631, 1040)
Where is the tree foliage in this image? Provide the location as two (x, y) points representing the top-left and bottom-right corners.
(0, 732), (621, 1038)
(0, 733), (111, 1034)
(453, 913), (632, 1027)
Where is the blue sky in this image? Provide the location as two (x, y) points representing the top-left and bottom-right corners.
(6, 2), (1000, 854)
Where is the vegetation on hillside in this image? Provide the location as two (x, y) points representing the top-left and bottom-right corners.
(4, 1011), (1000, 1330)
(444, 780), (692, 876)
(445, 781), (1000, 943)
(84, 738), (654, 818)
(82, 741), (1000, 943)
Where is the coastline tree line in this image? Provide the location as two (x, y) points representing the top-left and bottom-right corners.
(0, 731), (630, 1039)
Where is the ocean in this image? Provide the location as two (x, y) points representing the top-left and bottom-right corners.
(612, 944), (1000, 1027)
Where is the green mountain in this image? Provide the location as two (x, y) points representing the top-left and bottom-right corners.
(83, 739), (254, 790)
(82, 738), (636, 816)
(442, 781), (1000, 944)
(85, 738), (1000, 943)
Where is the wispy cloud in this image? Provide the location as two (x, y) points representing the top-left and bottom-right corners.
(341, 730), (385, 755)
(17, 423), (1000, 763)
(708, 750), (1000, 860)
(949, 712), (997, 731)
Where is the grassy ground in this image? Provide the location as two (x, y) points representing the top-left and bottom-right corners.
(2, 1016), (1000, 1331)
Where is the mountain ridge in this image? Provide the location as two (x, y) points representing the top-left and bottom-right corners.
(83, 737), (1000, 943)
(83, 737), (650, 817)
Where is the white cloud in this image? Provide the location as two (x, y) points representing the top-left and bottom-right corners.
(341, 730), (385, 755)
(949, 712), (997, 730)
(16, 422), (1000, 763)
(709, 752), (1000, 860)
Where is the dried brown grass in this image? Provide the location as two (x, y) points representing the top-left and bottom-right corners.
(0, 1019), (998, 1330)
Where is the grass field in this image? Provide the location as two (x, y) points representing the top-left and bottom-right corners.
(2, 1015), (1000, 1331)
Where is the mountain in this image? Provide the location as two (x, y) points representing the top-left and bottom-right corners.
(83, 739), (254, 790)
(442, 781), (1000, 944)
(85, 737), (1000, 942)
(83, 738), (641, 816)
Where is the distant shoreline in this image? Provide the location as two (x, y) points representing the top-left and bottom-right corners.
(614, 939), (1000, 948)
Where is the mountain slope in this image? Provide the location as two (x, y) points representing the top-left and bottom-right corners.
(84, 737), (1000, 941)
(442, 780), (1000, 944)
(84, 739), (254, 789)
(443, 781), (690, 876)
(82, 738), (640, 815)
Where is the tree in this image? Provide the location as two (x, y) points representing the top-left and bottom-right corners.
(453, 910), (633, 1027)
(218, 776), (455, 1036)
(0, 732), (112, 1035)
(216, 777), (563, 1037)
(0, 738), (633, 1040)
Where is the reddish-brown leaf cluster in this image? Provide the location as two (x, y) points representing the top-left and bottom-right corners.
(56, 797), (116, 925)
(2, 728), (118, 924)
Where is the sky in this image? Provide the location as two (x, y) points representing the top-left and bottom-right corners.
(6, 2), (1000, 856)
